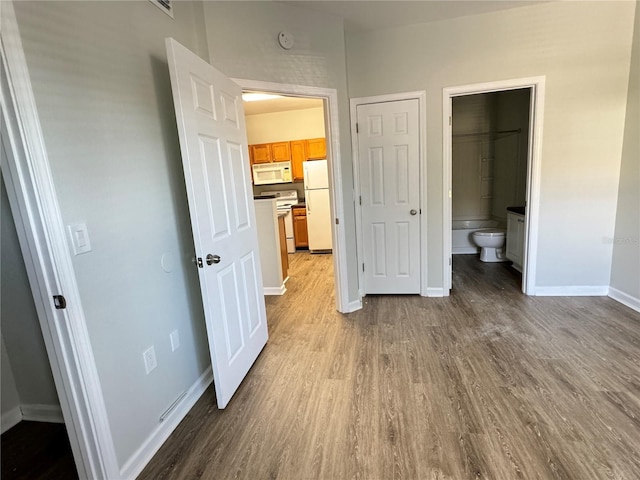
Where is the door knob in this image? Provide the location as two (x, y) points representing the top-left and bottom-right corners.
(410, 209), (417, 216)
(206, 254), (221, 265)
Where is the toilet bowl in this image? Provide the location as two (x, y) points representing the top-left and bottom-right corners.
(472, 229), (507, 262)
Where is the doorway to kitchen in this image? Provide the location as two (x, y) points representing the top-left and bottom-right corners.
(443, 77), (546, 295)
(235, 79), (350, 313)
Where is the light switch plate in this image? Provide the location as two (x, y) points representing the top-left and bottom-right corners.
(68, 223), (92, 255)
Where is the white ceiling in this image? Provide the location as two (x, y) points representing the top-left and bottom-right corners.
(242, 95), (324, 116)
(282, 1), (547, 32)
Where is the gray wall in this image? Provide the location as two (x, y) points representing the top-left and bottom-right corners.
(1, 336), (21, 430)
(13, 0), (211, 467)
(202, 1), (357, 300)
(452, 90), (530, 225)
(346, 1), (636, 290)
(610, 3), (640, 301)
(492, 89), (530, 221)
(1, 175), (59, 409)
(452, 94), (493, 221)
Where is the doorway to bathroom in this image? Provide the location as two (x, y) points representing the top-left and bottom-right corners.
(443, 77), (546, 295)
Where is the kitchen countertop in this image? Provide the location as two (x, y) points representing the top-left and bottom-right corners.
(507, 206), (526, 215)
(291, 203), (306, 209)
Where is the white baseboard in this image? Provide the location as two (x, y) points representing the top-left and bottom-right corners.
(21, 404), (64, 423)
(345, 299), (362, 313)
(264, 284), (286, 296)
(1, 403), (63, 434)
(533, 285), (609, 296)
(425, 288), (446, 297)
(608, 287), (640, 313)
(1, 406), (23, 434)
(119, 366), (213, 479)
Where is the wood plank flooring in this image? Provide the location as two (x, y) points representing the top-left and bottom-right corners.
(139, 253), (640, 480)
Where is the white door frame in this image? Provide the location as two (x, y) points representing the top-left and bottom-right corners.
(234, 78), (351, 313)
(1, 2), (120, 478)
(350, 91), (428, 297)
(443, 76), (546, 295)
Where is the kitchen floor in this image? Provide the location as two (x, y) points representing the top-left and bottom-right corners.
(139, 253), (640, 479)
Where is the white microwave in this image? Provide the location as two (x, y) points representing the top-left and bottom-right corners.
(252, 161), (292, 185)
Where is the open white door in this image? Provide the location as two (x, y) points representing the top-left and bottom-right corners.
(166, 38), (268, 408)
(357, 99), (421, 294)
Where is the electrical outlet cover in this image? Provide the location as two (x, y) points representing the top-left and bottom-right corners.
(143, 346), (157, 374)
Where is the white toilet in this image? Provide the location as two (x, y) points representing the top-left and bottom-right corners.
(472, 229), (508, 262)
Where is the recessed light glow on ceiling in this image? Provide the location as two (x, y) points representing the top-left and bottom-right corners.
(242, 93), (284, 102)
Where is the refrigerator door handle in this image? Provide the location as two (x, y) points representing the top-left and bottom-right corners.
(307, 193), (311, 214)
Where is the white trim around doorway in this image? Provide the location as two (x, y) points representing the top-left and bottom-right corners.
(442, 76), (546, 295)
(350, 91), (428, 298)
(233, 78), (355, 313)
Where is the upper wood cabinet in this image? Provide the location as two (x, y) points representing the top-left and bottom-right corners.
(306, 138), (326, 159)
(290, 140), (307, 181)
(251, 144), (272, 164)
(247, 137), (327, 183)
(271, 142), (292, 162)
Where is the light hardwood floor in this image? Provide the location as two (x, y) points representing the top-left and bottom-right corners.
(140, 253), (640, 479)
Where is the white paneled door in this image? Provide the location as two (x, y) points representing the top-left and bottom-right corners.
(357, 100), (421, 294)
(166, 38), (267, 408)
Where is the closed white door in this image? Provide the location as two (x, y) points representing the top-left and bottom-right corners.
(357, 100), (421, 294)
(166, 38), (268, 408)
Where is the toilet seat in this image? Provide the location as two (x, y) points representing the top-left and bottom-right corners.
(473, 229), (505, 237)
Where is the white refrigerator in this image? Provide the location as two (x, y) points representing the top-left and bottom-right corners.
(303, 160), (332, 252)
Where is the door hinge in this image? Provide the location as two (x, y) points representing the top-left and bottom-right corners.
(196, 257), (204, 268)
(356, 122), (359, 133)
(335, 218), (339, 225)
(362, 263), (365, 272)
(53, 295), (67, 310)
(420, 208), (422, 214)
(449, 257), (452, 266)
(449, 116), (452, 126)
(359, 196), (362, 205)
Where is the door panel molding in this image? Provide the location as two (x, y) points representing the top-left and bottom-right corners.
(350, 91), (428, 297)
(166, 38), (268, 409)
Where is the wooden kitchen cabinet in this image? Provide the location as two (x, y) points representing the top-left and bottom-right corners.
(248, 137), (327, 184)
(271, 142), (292, 162)
(306, 138), (326, 159)
(290, 140), (307, 181)
(251, 143), (272, 164)
(292, 206), (308, 248)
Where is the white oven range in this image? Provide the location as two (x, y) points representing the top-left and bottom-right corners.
(261, 190), (298, 253)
